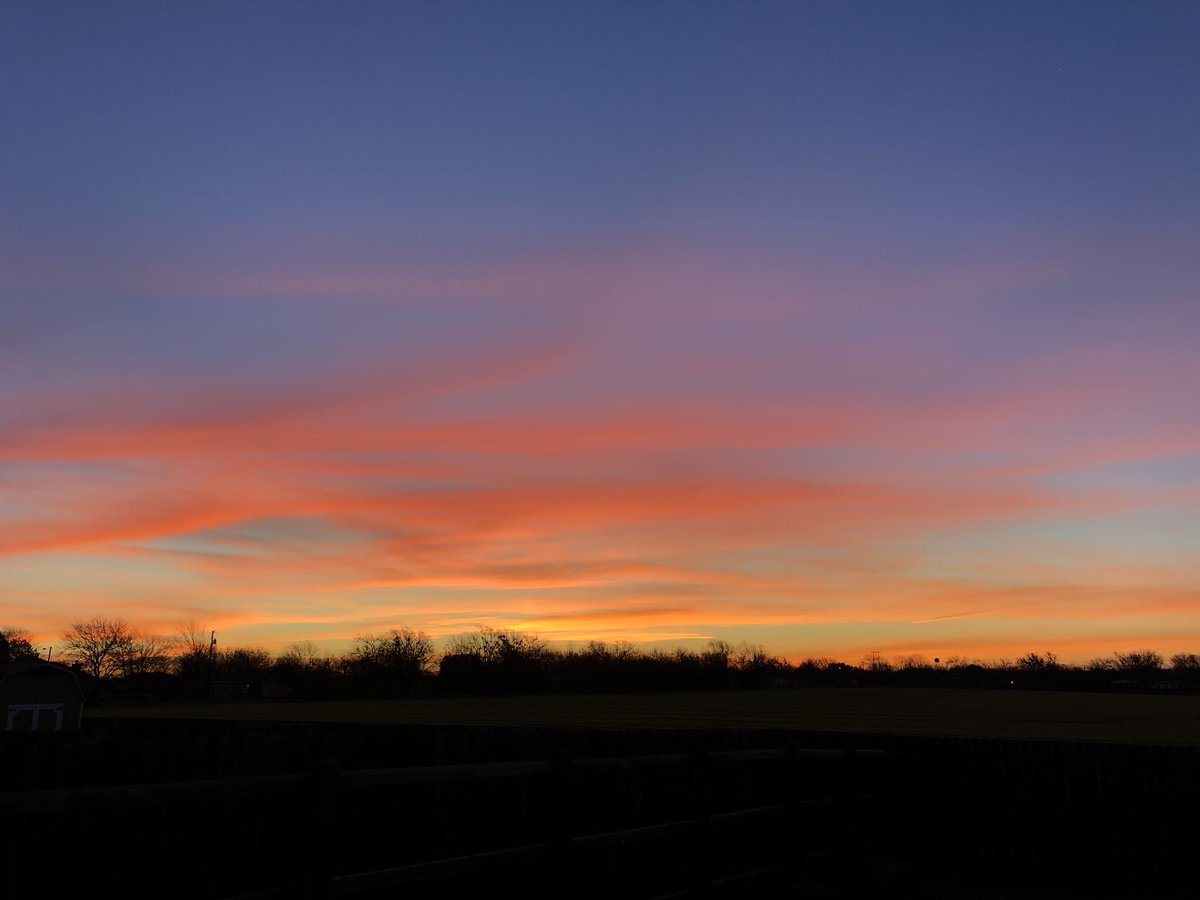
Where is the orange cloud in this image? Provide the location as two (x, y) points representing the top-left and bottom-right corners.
(5, 246), (1199, 661)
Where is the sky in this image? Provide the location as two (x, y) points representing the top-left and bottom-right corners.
(2, 1), (1199, 664)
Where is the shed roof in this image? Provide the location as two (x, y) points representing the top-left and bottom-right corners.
(0, 660), (87, 702)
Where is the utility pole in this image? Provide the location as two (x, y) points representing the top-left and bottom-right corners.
(207, 631), (217, 699)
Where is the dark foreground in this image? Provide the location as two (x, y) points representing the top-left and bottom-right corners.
(2, 712), (1199, 899)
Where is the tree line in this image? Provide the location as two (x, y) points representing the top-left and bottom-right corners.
(3, 618), (1199, 700)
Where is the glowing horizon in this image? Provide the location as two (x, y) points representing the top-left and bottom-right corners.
(3, 2), (1198, 667)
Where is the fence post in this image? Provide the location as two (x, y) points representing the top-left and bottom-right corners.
(547, 753), (575, 891)
(784, 742), (803, 891)
(843, 749), (866, 873)
(688, 750), (713, 897)
(303, 757), (340, 899)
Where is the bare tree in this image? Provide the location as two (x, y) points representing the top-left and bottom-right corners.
(115, 632), (174, 678)
(173, 621), (211, 656)
(443, 627), (550, 693)
(61, 617), (135, 679)
(444, 626), (546, 667)
(731, 641), (774, 670)
(1017, 651), (1060, 672)
(861, 651), (892, 672)
(1114, 650), (1164, 673)
(702, 639), (733, 667)
(353, 628), (435, 677)
(278, 640), (325, 668)
(219, 647), (273, 678)
(172, 622), (216, 679)
(583, 640), (638, 663)
(1170, 653), (1200, 672)
(1089, 650), (1164, 677)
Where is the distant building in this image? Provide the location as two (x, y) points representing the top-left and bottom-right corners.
(1150, 679), (1184, 693)
(0, 660), (86, 732)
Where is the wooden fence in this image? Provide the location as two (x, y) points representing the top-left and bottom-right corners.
(4, 719), (1200, 895)
(0, 744), (887, 898)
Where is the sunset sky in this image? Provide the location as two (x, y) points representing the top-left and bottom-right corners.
(3, 1), (1199, 663)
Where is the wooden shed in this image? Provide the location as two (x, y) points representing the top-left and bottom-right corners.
(0, 660), (86, 732)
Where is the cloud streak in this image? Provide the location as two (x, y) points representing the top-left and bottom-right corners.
(4, 199), (1199, 662)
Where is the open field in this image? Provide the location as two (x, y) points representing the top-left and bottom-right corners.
(91, 687), (1200, 745)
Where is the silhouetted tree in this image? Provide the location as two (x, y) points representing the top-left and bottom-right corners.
(1089, 650), (1164, 681)
(173, 621), (211, 655)
(61, 617), (135, 679)
(1114, 650), (1164, 675)
(1170, 653), (1200, 672)
(443, 627), (551, 693)
(168, 622), (214, 684)
(554, 641), (641, 692)
(348, 629), (434, 695)
(730, 642), (768, 670)
(861, 651), (892, 673)
(173, 646), (212, 680)
(1084, 650), (1165, 692)
(1017, 652), (1059, 672)
(699, 639), (733, 687)
(115, 632), (174, 678)
(277, 641), (324, 667)
(0, 627), (38, 663)
(269, 642), (338, 698)
(353, 629), (434, 673)
(438, 653), (485, 693)
(1169, 653), (1200, 690)
(794, 657), (836, 686)
(215, 647), (272, 694)
(728, 641), (788, 686)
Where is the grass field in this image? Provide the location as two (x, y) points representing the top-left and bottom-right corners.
(90, 687), (1200, 745)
